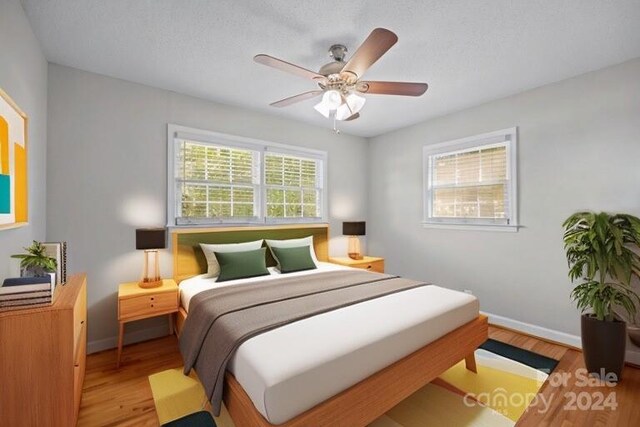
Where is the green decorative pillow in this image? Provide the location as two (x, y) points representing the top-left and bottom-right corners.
(214, 248), (270, 282)
(270, 245), (317, 274)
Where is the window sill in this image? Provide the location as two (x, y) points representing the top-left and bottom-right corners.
(168, 219), (328, 229)
(421, 222), (520, 232)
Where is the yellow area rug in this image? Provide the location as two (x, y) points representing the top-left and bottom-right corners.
(148, 370), (207, 424)
(149, 347), (550, 426)
(370, 383), (513, 427)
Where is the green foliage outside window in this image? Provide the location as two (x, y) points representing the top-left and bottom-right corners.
(178, 141), (320, 220)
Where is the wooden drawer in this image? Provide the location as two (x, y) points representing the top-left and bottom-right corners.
(0, 274), (86, 427)
(74, 321), (87, 366)
(73, 283), (87, 354)
(73, 322), (87, 420)
(354, 260), (384, 273)
(119, 291), (178, 320)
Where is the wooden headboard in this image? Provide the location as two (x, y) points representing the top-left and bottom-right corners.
(172, 224), (329, 283)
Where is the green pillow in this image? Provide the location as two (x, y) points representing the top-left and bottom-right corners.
(214, 248), (270, 282)
(270, 245), (317, 274)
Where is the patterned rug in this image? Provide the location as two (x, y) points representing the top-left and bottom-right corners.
(149, 339), (558, 426)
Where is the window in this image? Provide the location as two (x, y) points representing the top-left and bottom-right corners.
(423, 128), (518, 230)
(177, 142), (259, 221)
(168, 125), (327, 226)
(264, 153), (322, 220)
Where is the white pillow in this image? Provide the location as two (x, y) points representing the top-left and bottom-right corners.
(265, 236), (319, 269)
(199, 240), (264, 277)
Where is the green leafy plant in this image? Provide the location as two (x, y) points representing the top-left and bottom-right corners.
(563, 212), (640, 322)
(11, 241), (57, 276)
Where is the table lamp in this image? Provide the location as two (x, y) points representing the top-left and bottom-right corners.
(136, 228), (166, 288)
(343, 221), (366, 260)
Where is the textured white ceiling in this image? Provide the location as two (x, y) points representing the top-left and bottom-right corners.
(21, 0), (640, 137)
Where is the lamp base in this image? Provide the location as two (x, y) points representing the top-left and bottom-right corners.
(347, 236), (363, 260)
(139, 249), (162, 288)
(138, 279), (163, 289)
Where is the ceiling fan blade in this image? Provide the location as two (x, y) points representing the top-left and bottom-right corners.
(344, 112), (360, 121)
(270, 90), (324, 107)
(357, 81), (428, 96)
(340, 28), (398, 83)
(254, 54), (326, 83)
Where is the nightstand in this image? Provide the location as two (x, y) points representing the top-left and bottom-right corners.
(117, 279), (179, 367)
(330, 256), (385, 273)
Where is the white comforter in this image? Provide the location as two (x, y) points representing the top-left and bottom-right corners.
(179, 263), (479, 424)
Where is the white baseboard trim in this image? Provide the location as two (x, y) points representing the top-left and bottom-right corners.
(482, 311), (582, 349)
(87, 325), (170, 354)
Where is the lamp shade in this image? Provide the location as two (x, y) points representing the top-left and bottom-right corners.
(342, 221), (366, 236)
(136, 228), (166, 250)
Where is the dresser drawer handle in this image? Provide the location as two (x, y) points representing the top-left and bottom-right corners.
(151, 304), (154, 308)
(151, 297), (155, 300)
(80, 320), (85, 325)
(366, 265), (372, 269)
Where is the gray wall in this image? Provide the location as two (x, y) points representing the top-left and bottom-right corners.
(47, 64), (369, 350)
(0, 0), (48, 277)
(368, 58), (640, 337)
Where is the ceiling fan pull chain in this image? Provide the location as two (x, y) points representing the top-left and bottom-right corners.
(333, 117), (340, 134)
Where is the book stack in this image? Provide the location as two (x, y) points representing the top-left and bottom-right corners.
(0, 274), (56, 309)
(61, 242), (68, 283)
(43, 242), (67, 285)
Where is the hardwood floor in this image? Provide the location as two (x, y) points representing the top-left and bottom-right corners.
(78, 326), (640, 426)
(78, 336), (182, 426)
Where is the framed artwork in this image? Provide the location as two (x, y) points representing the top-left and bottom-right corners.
(0, 87), (28, 230)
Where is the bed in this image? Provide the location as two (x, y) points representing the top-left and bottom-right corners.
(172, 224), (488, 427)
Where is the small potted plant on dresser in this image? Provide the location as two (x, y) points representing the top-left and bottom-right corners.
(563, 212), (640, 381)
(11, 241), (57, 278)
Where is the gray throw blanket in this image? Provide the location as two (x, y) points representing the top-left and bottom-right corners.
(179, 269), (429, 415)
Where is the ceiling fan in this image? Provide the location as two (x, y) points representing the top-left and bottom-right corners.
(254, 28), (428, 123)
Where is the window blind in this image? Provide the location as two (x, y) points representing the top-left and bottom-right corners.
(171, 130), (327, 225)
(176, 141), (259, 223)
(423, 127), (518, 229)
(430, 144), (508, 221)
(265, 153), (322, 219)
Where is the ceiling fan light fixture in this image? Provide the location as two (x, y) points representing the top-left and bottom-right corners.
(313, 100), (332, 118)
(254, 28), (427, 127)
(315, 89), (343, 118)
(335, 104), (352, 121)
(335, 93), (366, 121)
(321, 90), (343, 110)
(346, 93), (366, 113)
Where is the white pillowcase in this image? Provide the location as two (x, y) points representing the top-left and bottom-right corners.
(265, 236), (319, 269)
(199, 240), (264, 277)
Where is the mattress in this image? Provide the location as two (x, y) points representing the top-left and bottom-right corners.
(179, 264), (479, 424)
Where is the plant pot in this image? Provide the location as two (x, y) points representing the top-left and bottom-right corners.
(21, 266), (48, 278)
(629, 325), (640, 348)
(581, 314), (626, 381)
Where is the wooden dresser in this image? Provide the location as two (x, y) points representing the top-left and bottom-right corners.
(0, 273), (87, 427)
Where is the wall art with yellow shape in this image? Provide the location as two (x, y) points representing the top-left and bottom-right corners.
(0, 87), (28, 230)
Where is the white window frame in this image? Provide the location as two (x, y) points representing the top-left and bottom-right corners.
(422, 127), (519, 232)
(167, 124), (328, 227)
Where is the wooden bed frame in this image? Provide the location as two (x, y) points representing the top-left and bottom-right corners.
(172, 224), (488, 427)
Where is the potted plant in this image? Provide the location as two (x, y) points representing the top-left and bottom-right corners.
(563, 212), (640, 381)
(11, 241), (57, 278)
